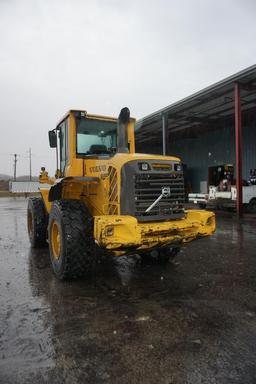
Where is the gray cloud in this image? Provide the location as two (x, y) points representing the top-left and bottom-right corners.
(0, 0), (255, 175)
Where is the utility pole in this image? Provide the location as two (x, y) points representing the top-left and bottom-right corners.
(29, 148), (32, 181)
(13, 154), (18, 181)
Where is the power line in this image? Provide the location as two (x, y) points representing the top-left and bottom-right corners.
(12, 154), (19, 181)
(29, 148), (32, 181)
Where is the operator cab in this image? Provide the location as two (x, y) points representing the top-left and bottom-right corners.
(48, 108), (133, 177)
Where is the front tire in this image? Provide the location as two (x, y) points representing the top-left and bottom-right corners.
(27, 197), (48, 248)
(48, 200), (95, 280)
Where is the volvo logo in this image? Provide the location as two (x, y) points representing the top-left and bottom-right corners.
(162, 187), (171, 197)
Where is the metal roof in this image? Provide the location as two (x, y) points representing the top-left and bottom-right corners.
(136, 64), (256, 144)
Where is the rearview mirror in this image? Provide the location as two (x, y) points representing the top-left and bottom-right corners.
(48, 130), (57, 148)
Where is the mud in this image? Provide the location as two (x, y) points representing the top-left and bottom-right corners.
(0, 197), (256, 384)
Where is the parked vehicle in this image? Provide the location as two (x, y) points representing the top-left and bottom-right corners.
(189, 164), (256, 212)
(27, 107), (215, 280)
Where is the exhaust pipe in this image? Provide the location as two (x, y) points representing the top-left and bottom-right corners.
(117, 107), (130, 153)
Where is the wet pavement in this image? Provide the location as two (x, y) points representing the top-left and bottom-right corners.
(0, 197), (256, 384)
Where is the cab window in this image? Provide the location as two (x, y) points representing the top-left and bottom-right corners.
(76, 118), (117, 155)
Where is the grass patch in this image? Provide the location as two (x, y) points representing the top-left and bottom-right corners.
(0, 191), (40, 198)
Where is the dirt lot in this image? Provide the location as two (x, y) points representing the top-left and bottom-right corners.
(0, 198), (256, 384)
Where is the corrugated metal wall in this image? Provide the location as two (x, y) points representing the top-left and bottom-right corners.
(242, 112), (256, 183)
(169, 121), (236, 192)
(136, 112), (256, 192)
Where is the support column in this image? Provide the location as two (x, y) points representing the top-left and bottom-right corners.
(162, 113), (167, 155)
(234, 82), (243, 216)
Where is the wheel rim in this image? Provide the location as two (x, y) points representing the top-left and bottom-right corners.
(28, 211), (33, 236)
(51, 220), (61, 259)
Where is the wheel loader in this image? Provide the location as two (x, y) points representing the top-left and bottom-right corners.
(27, 107), (215, 279)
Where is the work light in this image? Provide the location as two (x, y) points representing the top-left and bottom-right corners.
(139, 162), (150, 171)
(175, 163), (182, 172)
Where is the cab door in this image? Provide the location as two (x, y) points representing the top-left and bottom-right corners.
(58, 119), (68, 176)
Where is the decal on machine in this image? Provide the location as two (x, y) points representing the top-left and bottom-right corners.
(89, 165), (107, 173)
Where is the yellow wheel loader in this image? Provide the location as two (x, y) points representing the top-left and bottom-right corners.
(27, 107), (215, 279)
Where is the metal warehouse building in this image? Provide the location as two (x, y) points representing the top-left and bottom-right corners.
(135, 65), (256, 215)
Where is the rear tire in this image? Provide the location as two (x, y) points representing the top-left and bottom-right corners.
(141, 247), (180, 265)
(27, 197), (48, 248)
(248, 198), (256, 213)
(48, 200), (95, 280)
(157, 247), (180, 264)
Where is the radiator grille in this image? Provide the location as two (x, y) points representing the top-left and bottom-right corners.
(134, 172), (185, 219)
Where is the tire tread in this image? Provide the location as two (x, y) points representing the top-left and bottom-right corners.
(49, 200), (94, 279)
(28, 197), (48, 248)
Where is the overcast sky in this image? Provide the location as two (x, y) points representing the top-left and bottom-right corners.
(0, 0), (255, 176)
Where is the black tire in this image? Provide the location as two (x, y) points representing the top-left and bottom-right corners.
(157, 247), (180, 264)
(141, 247), (180, 265)
(48, 200), (95, 280)
(27, 197), (48, 248)
(248, 198), (256, 213)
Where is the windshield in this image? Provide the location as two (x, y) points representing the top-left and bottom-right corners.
(76, 118), (117, 155)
